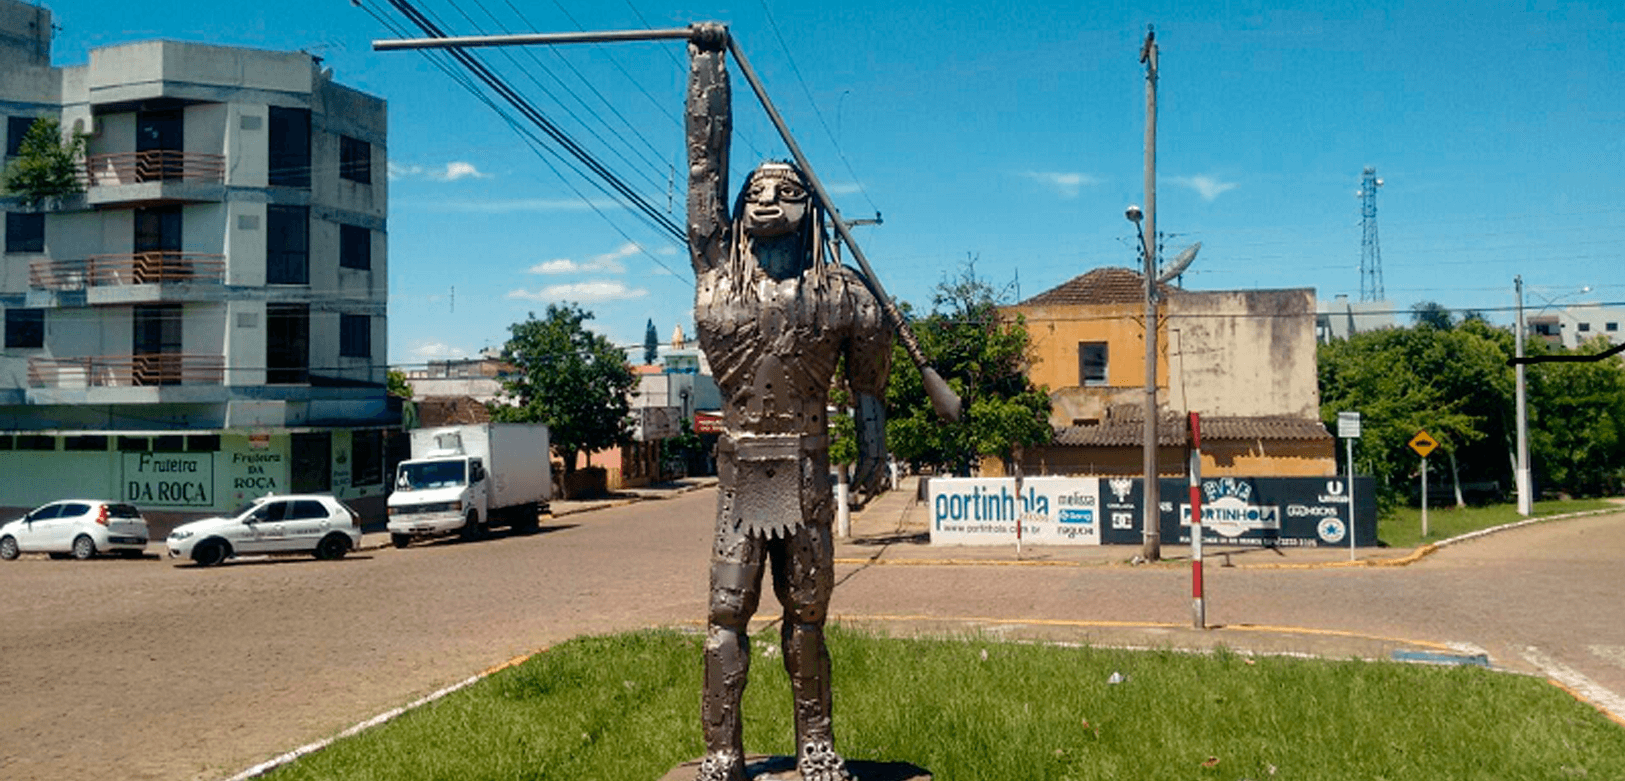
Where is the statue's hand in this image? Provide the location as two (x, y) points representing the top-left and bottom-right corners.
(689, 22), (729, 51)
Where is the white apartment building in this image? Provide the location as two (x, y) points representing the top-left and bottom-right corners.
(0, 0), (395, 520)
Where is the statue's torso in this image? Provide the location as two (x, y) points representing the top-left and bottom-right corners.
(694, 262), (884, 538)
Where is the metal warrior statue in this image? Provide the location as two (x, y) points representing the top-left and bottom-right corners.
(686, 23), (891, 781)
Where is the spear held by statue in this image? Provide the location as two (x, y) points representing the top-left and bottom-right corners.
(376, 23), (963, 422)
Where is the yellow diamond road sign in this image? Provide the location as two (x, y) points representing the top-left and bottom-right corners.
(1409, 431), (1438, 458)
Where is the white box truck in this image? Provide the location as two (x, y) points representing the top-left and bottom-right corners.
(386, 423), (552, 548)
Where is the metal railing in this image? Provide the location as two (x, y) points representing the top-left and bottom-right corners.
(28, 354), (226, 388)
(29, 252), (226, 290)
(80, 150), (226, 187)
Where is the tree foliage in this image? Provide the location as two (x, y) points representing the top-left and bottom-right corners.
(1526, 336), (1625, 496)
(1319, 316), (1625, 505)
(386, 369), (413, 399)
(643, 319), (659, 365)
(885, 263), (1052, 474)
(491, 304), (636, 475)
(1, 117), (86, 206)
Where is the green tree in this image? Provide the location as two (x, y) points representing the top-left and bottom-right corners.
(491, 304), (636, 478)
(885, 263), (1052, 474)
(1318, 321), (1514, 509)
(386, 368), (413, 399)
(1527, 336), (1625, 497)
(1, 117), (86, 206)
(643, 319), (659, 365)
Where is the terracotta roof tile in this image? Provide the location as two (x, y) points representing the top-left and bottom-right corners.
(1019, 266), (1179, 306)
(1055, 408), (1330, 447)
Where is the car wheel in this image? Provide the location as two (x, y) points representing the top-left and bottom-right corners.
(0, 536), (17, 561)
(315, 533), (350, 561)
(72, 535), (97, 560)
(192, 539), (228, 567)
(391, 533), (411, 549)
(459, 511), (485, 541)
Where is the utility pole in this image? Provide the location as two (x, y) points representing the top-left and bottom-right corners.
(1139, 25), (1161, 562)
(1514, 276), (1532, 515)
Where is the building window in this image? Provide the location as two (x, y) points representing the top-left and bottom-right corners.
(352, 429), (383, 487)
(268, 106), (311, 188)
(1579, 322), (1591, 333)
(340, 314), (371, 358)
(7, 116), (37, 157)
(266, 205), (309, 285)
(1608, 323), (1619, 333)
(64, 435), (108, 451)
(340, 136), (371, 184)
(6, 212), (45, 253)
(16, 435), (55, 451)
(339, 223), (371, 270)
(5, 308), (44, 349)
(187, 434), (220, 452)
(153, 435), (186, 452)
(267, 303), (310, 384)
(1078, 342), (1108, 387)
(118, 436), (149, 452)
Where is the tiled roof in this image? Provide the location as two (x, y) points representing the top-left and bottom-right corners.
(1055, 407), (1330, 447)
(1018, 266), (1179, 306)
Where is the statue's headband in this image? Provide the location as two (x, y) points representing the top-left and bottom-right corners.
(747, 161), (806, 185)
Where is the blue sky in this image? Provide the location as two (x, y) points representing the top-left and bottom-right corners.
(35, 0), (1625, 365)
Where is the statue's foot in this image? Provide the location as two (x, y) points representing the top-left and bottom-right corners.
(797, 741), (852, 781)
(695, 750), (746, 781)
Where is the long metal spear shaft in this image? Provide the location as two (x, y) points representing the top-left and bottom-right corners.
(373, 28), (694, 50)
(373, 25), (963, 422)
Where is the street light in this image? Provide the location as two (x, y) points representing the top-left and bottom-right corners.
(1514, 281), (1594, 516)
(1127, 203), (1160, 561)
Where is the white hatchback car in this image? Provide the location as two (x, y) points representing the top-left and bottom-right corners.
(0, 500), (151, 561)
(167, 494), (362, 567)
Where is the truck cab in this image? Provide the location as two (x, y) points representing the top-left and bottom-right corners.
(385, 424), (549, 548)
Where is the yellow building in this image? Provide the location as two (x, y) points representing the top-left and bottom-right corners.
(1000, 268), (1334, 478)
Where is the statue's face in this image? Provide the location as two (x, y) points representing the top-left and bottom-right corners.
(741, 172), (809, 238)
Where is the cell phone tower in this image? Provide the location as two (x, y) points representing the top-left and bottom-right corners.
(1358, 166), (1385, 302)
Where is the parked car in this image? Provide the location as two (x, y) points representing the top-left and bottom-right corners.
(166, 494), (362, 567)
(0, 500), (151, 561)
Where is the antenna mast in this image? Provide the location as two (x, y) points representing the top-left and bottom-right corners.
(1358, 166), (1385, 302)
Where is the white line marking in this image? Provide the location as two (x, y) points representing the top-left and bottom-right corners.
(1522, 645), (1625, 722)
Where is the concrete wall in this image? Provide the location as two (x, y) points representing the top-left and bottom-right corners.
(1008, 288), (1320, 425)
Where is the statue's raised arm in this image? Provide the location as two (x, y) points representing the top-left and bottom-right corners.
(686, 23), (731, 275)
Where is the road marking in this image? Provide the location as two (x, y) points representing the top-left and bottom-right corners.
(1588, 644), (1625, 670)
(1522, 645), (1625, 726)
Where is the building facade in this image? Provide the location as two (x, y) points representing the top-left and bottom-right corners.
(0, 1), (394, 520)
(1002, 267), (1335, 478)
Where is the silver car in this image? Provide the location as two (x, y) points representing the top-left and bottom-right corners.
(166, 494), (362, 567)
(0, 500), (151, 561)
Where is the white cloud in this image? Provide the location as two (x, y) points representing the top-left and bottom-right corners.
(1022, 171), (1102, 198)
(506, 281), (650, 303)
(823, 182), (863, 196)
(1172, 175), (1239, 201)
(408, 341), (470, 361)
(388, 160), (492, 182)
(527, 242), (639, 275)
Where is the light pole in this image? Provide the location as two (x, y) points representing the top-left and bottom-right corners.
(1127, 203), (1160, 562)
(1134, 24), (1161, 562)
(1514, 277), (1531, 516)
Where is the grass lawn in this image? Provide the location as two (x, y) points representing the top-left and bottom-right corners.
(1378, 498), (1617, 549)
(264, 627), (1625, 781)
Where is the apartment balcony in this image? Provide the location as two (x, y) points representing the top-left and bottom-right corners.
(79, 151), (227, 206)
(29, 354), (225, 389)
(30, 252), (226, 306)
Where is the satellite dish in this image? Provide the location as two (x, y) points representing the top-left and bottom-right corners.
(1156, 242), (1201, 284)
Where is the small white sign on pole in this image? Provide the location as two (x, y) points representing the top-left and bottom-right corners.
(1337, 411), (1362, 439)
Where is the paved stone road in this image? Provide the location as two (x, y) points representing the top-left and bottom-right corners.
(1, 482), (1621, 781)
